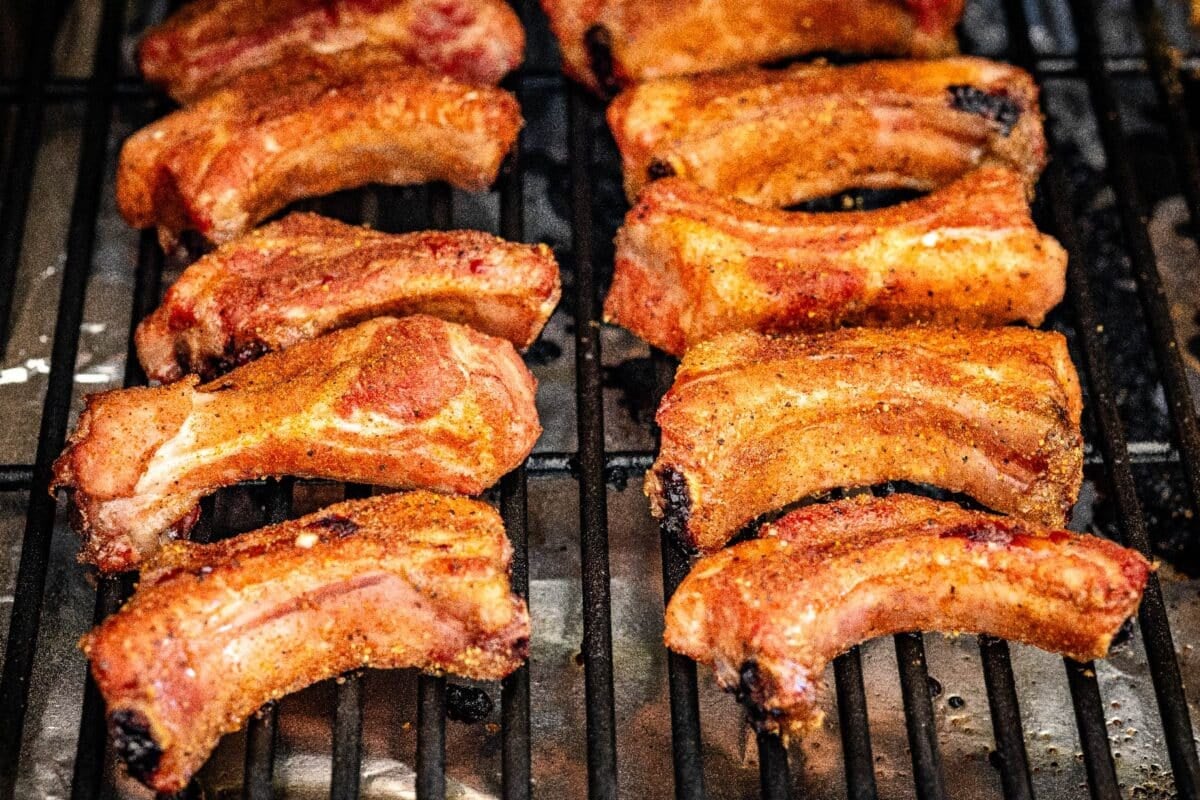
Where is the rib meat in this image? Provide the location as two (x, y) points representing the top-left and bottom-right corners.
(52, 315), (540, 572)
(608, 57), (1045, 207)
(117, 49), (522, 247)
(81, 491), (530, 793)
(139, 0), (525, 103)
(541, 0), (963, 94)
(647, 327), (1083, 552)
(605, 168), (1066, 355)
(136, 213), (561, 383)
(665, 493), (1150, 735)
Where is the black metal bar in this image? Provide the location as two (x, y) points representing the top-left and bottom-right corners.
(500, 465), (532, 800)
(1000, 2), (1200, 796)
(756, 732), (790, 800)
(416, 677), (447, 800)
(1063, 660), (1121, 800)
(6, 55), (1200, 107)
(660, 537), (706, 800)
(1132, 0), (1200, 242)
(411, 181), (454, 800)
(648, 345), (706, 800)
(329, 675), (364, 800)
(978, 636), (1034, 800)
(69, 227), (167, 800)
(893, 633), (946, 800)
(499, 60), (532, 799)
(568, 87), (619, 800)
(0, 0), (60, 356)
(242, 704), (280, 800)
(833, 648), (877, 800)
(0, 0), (126, 792)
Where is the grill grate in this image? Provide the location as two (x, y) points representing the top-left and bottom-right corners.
(2, 0), (1200, 798)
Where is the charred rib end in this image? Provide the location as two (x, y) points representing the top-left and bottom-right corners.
(735, 659), (783, 732)
(646, 159), (677, 183)
(110, 709), (162, 785)
(657, 468), (693, 548)
(948, 85), (1021, 136)
(584, 24), (620, 96)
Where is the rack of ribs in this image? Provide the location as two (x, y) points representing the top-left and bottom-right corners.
(139, 0), (525, 103)
(605, 168), (1066, 355)
(117, 48), (522, 248)
(81, 491), (531, 792)
(540, 0), (964, 94)
(665, 493), (1150, 736)
(647, 326), (1083, 552)
(52, 315), (541, 572)
(608, 57), (1045, 207)
(136, 212), (561, 383)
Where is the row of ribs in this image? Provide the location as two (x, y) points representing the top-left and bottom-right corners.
(64, 1), (558, 791)
(577, 16), (1154, 744)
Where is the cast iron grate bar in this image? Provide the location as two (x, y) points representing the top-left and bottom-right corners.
(68, 226), (166, 800)
(833, 648), (878, 800)
(1003, 1), (1200, 797)
(7, 54), (1200, 106)
(649, 344), (707, 800)
(757, 732), (791, 800)
(413, 181), (453, 800)
(499, 22), (533, 793)
(894, 633), (947, 800)
(0, 0), (126, 793)
(978, 636), (1034, 800)
(1063, 659), (1121, 800)
(0, 0), (62, 356)
(568, 87), (620, 800)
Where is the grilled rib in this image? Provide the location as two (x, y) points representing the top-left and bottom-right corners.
(81, 491), (530, 793)
(608, 57), (1045, 207)
(541, 0), (963, 94)
(52, 315), (540, 572)
(605, 168), (1067, 355)
(117, 49), (522, 248)
(136, 213), (562, 383)
(139, 0), (525, 103)
(647, 327), (1083, 552)
(665, 493), (1149, 736)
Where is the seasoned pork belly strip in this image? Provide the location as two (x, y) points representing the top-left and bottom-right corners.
(665, 494), (1150, 736)
(609, 57), (1045, 207)
(136, 213), (562, 383)
(140, 0), (524, 103)
(117, 49), (522, 247)
(82, 491), (530, 793)
(53, 316), (540, 572)
(647, 327), (1082, 552)
(541, 0), (963, 94)
(605, 168), (1066, 355)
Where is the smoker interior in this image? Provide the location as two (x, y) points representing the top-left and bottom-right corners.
(3, 0), (1200, 798)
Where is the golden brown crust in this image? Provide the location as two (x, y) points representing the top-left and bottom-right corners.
(664, 494), (1150, 736)
(540, 0), (963, 93)
(605, 168), (1067, 355)
(117, 49), (522, 247)
(81, 491), (530, 793)
(136, 213), (561, 383)
(53, 315), (541, 572)
(608, 57), (1046, 206)
(647, 326), (1083, 552)
(140, 0), (525, 103)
